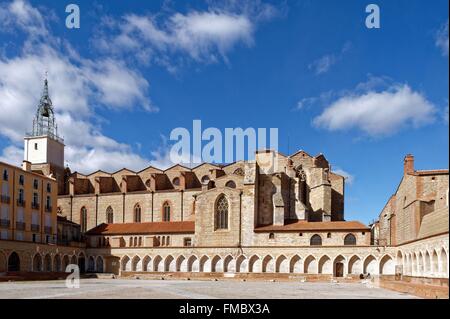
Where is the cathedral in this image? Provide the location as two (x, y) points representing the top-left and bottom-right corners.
(1, 78), (448, 291)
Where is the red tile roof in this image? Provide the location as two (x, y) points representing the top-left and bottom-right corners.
(254, 220), (370, 232)
(85, 221), (195, 235)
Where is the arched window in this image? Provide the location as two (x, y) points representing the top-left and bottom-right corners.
(162, 202), (171, 222)
(172, 177), (180, 186)
(225, 180), (236, 188)
(344, 233), (357, 245)
(134, 204), (141, 223)
(166, 236), (170, 246)
(2, 169), (8, 181)
(310, 234), (322, 246)
(80, 207), (87, 233)
(327, 232), (331, 238)
(269, 233), (275, 239)
(162, 236), (166, 246)
(215, 194), (229, 230)
(106, 206), (114, 224)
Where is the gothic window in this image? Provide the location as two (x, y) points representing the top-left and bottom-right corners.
(310, 234), (322, 246)
(80, 207), (87, 233)
(215, 194), (229, 230)
(172, 177), (180, 186)
(106, 206), (114, 224)
(162, 202), (171, 222)
(134, 204), (141, 223)
(344, 234), (356, 245)
(225, 180), (236, 188)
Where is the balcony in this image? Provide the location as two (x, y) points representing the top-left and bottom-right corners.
(0, 195), (10, 204)
(45, 205), (52, 212)
(44, 226), (52, 234)
(31, 202), (40, 210)
(0, 219), (10, 228)
(15, 221), (26, 231)
(31, 224), (40, 232)
(16, 199), (25, 207)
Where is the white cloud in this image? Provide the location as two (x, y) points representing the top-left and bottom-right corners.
(0, 0), (155, 173)
(332, 167), (355, 185)
(95, 2), (278, 67)
(308, 42), (351, 76)
(0, 145), (23, 167)
(308, 54), (337, 75)
(0, 0), (48, 36)
(296, 97), (318, 110)
(436, 20), (449, 56)
(313, 82), (436, 136)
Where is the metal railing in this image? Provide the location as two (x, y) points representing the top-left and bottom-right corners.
(0, 195), (10, 204)
(15, 221), (26, 231)
(31, 224), (40, 232)
(0, 219), (10, 228)
(16, 199), (25, 207)
(31, 202), (40, 209)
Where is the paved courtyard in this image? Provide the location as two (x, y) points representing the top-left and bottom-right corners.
(0, 278), (417, 299)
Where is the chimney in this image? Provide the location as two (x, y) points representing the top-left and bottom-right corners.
(404, 154), (414, 175)
(22, 160), (31, 172)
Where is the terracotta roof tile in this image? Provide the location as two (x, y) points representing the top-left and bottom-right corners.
(85, 221), (195, 235)
(254, 220), (370, 232)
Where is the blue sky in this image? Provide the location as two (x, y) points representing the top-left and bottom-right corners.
(0, 0), (448, 223)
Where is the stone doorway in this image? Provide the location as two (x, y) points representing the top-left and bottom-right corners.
(335, 262), (344, 277)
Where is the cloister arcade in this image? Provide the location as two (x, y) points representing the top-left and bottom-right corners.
(114, 247), (449, 278)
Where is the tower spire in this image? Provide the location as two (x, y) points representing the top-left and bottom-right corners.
(28, 74), (62, 142)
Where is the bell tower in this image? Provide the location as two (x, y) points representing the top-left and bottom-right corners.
(24, 76), (65, 192)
